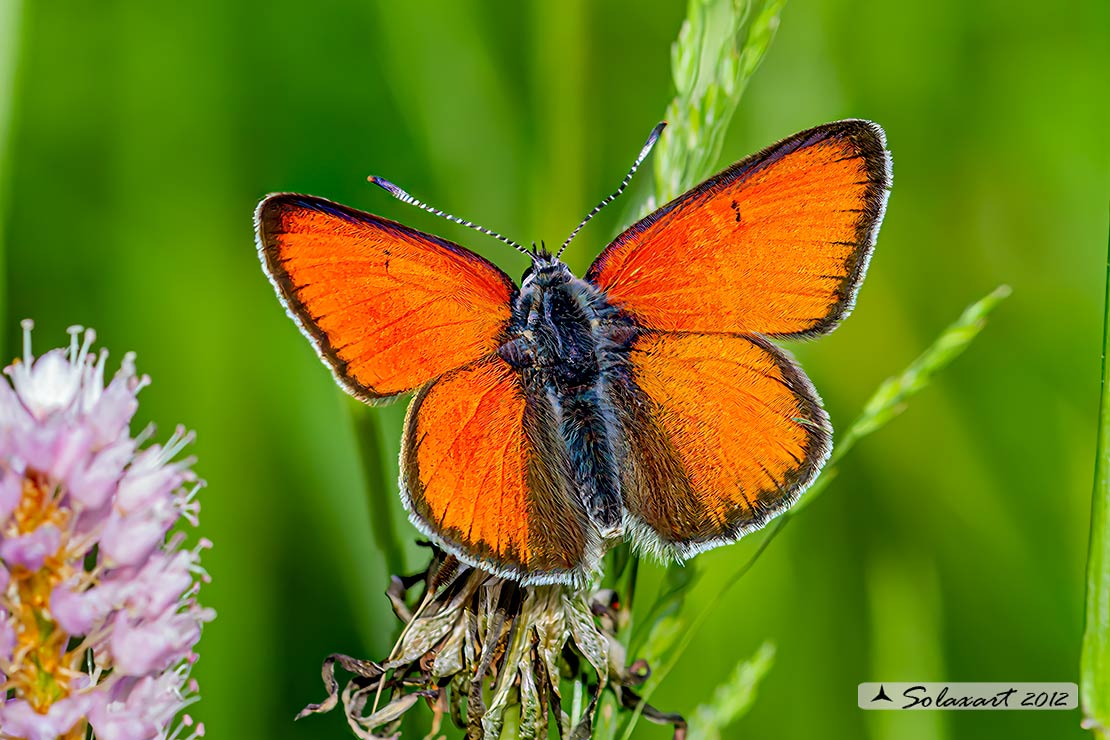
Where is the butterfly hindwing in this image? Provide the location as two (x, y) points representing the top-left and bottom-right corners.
(401, 355), (598, 585)
(613, 331), (829, 557)
(586, 120), (891, 338)
(256, 194), (517, 402)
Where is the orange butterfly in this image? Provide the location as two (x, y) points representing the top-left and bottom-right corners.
(255, 120), (891, 586)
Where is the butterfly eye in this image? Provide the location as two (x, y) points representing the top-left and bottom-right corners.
(521, 266), (534, 282)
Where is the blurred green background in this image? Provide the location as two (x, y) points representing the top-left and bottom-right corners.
(1, 1), (1107, 738)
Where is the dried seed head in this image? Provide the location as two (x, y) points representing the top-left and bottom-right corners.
(299, 549), (685, 739)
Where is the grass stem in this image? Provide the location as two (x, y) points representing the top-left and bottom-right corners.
(348, 401), (407, 578)
(1081, 222), (1110, 739)
(0, 0), (27, 354)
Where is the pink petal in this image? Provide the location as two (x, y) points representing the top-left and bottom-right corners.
(0, 470), (21, 526)
(110, 612), (200, 676)
(0, 694), (91, 740)
(0, 615), (16, 661)
(87, 372), (141, 447)
(66, 440), (133, 510)
(115, 448), (182, 513)
(89, 692), (159, 740)
(0, 524), (61, 569)
(51, 581), (114, 636)
(46, 424), (93, 482)
(99, 513), (168, 568)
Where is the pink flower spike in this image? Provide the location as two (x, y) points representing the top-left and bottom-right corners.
(0, 323), (214, 738)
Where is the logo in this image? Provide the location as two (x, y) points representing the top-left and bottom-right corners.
(858, 683), (1078, 710)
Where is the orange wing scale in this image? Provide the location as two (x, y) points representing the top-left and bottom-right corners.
(401, 356), (595, 583)
(256, 194), (516, 401)
(587, 120), (890, 338)
(617, 332), (829, 555)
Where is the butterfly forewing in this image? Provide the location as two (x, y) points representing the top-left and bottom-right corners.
(256, 194), (517, 402)
(587, 120), (891, 338)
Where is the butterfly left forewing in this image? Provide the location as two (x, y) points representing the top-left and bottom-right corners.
(611, 331), (829, 558)
(256, 193), (516, 403)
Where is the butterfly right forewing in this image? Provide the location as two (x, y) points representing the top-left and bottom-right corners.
(587, 120), (891, 339)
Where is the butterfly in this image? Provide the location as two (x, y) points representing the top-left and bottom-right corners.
(255, 120), (891, 586)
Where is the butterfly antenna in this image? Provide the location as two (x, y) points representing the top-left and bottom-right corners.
(368, 176), (532, 256)
(555, 121), (666, 259)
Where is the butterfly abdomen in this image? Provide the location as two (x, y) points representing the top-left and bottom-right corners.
(502, 262), (627, 535)
(555, 383), (623, 534)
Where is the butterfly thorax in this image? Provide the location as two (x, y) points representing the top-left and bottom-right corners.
(497, 257), (631, 533)
(499, 259), (630, 383)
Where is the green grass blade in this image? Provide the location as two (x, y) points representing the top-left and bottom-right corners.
(647, 0), (785, 214)
(628, 558), (698, 657)
(608, 0), (786, 695)
(1081, 224), (1110, 739)
(865, 552), (949, 740)
(686, 642), (776, 740)
(348, 400), (406, 578)
(793, 283), (1012, 513)
(617, 525), (779, 740)
(609, 5), (784, 736)
(602, 0), (786, 661)
(0, 0), (25, 354)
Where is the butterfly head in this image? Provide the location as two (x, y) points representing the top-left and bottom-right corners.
(522, 243), (571, 288)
